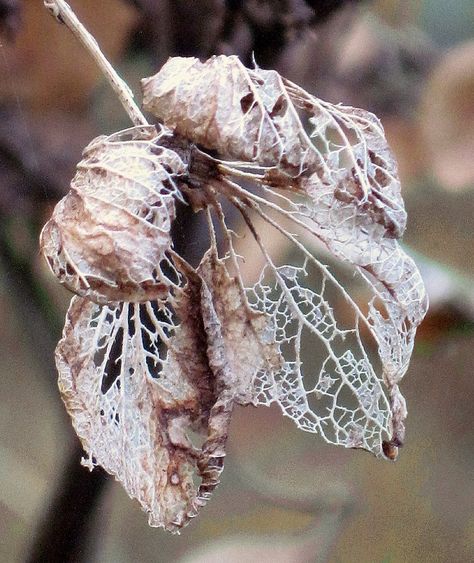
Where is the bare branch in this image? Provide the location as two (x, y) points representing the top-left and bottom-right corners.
(43, 0), (148, 126)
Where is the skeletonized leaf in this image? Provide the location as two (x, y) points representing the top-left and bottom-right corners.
(142, 56), (309, 169)
(197, 249), (283, 408)
(56, 247), (281, 531)
(142, 56), (405, 237)
(40, 125), (185, 304)
(44, 54), (428, 533)
(142, 55), (427, 458)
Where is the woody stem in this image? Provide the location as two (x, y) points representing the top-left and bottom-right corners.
(43, 0), (148, 127)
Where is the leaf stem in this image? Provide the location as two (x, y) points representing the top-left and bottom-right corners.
(43, 0), (148, 127)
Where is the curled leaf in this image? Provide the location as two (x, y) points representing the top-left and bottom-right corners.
(142, 56), (309, 169)
(142, 55), (428, 458)
(142, 55), (406, 236)
(56, 247), (281, 531)
(44, 54), (428, 532)
(40, 125), (185, 304)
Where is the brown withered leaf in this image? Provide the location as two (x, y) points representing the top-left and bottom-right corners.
(142, 55), (406, 233)
(40, 125), (185, 304)
(142, 56), (311, 170)
(55, 245), (281, 532)
(197, 249), (283, 407)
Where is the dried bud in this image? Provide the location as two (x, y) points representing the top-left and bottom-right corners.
(40, 125), (185, 304)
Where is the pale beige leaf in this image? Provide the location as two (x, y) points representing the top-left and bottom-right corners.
(142, 56), (310, 170)
(197, 249), (283, 407)
(40, 125), (185, 304)
(43, 52), (429, 535)
(142, 55), (406, 238)
(57, 291), (206, 533)
(141, 54), (427, 458)
(56, 248), (280, 531)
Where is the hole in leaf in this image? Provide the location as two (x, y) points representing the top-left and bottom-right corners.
(100, 327), (123, 394)
(138, 302), (166, 378)
(270, 95), (288, 118)
(240, 92), (254, 114)
(161, 178), (173, 193)
(151, 146), (164, 156)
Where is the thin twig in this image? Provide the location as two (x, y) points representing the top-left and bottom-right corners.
(43, 0), (148, 127)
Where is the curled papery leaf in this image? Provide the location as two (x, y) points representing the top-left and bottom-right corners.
(142, 56), (307, 168)
(56, 248), (281, 531)
(142, 55), (405, 237)
(40, 125), (185, 304)
(142, 55), (428, 458)
(46, 52), (428, 533)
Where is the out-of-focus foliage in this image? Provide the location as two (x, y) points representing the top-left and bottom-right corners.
(420, 41), (474, 190)
(0, 0), (472, 561)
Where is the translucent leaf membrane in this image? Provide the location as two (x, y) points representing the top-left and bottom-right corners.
(142, 55), (428, 458)
(56, 249), (281, 531)
(40, 125), (186, 304)
(214, 187), (425, 458)
(46, 55), (428, 533)
(142, 56), (309, 168)
(243, 242), (394, 456)
(142, 55), (406, 237)
(217, 171), (426, 459)
(57, 294), (202, 532)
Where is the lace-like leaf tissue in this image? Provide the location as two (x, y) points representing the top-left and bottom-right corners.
(56, 249), (281, 531)
(40, 125), (185, 304)
(42, 55), (428, 532)
(143, 56), (428, 457)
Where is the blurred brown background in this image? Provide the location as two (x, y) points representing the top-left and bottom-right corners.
(0, 1), (473, 561)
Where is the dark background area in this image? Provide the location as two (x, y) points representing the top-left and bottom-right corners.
(0, 1), (473, 561)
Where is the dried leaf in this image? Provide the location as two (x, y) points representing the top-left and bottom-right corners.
(55, 245), (281, 531)
(40, 125), (185, 304)
(198, 249), (283, 407)
(142, 55), (406, 234)
(57, 295), (202, 532)
(142, 56), (310, 169)
(44, 54), (428, 532)
(142, 55), (428, 458)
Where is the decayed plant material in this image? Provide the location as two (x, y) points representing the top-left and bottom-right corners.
(40, 125), (184, 304)
(40, 2), (427, 534)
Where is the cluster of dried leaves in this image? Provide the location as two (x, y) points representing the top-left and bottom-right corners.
(40, 55), (427, 532)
